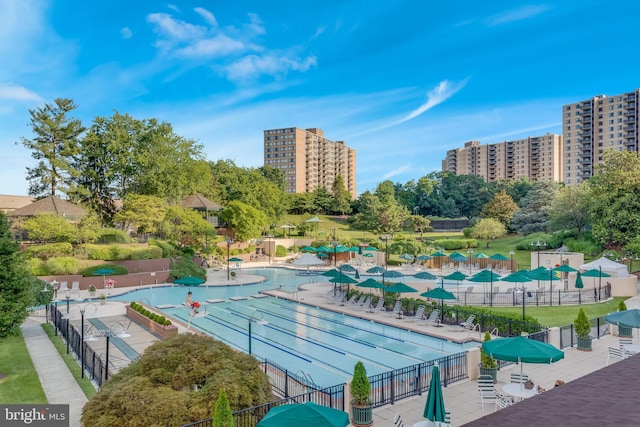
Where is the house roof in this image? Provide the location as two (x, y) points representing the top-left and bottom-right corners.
(180, 194), (222, 211)
(8, 195), (88, 218)
(463, 353), (640, 426)
(0, 194), (34, 212)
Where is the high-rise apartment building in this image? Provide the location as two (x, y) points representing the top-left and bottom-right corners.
(562, 89), (639, 185)
(263, 127), (357, 199)
(442, 133), (563, 182)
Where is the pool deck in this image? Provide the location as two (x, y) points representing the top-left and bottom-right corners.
(26, 262), (639, 426)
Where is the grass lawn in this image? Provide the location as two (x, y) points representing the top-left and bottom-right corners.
(42, 324), (97, 399)
(475, 297), (626, 327)
(0, 331), (47, 403)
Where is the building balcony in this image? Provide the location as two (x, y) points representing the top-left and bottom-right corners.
(624, 94), (637, 101)
(624, 111), (636, 116)
(625, 132), (636, 138)
(625, 103), (636, 109)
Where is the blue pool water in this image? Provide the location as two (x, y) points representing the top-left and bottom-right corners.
(113, 268), (471, 387)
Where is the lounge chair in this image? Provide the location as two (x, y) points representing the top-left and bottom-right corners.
(460, 314), (476, 329)
(341, 294), (357, 306)
(352, 295), (367, 307)
(387, 300), (403, 318)
(477, 375), (498, 411)
(71, 281), (80, 292)
(619, 338), (637, 355)
(406, 305), (425, 322)
(423, 309), (440, 326)
(358, 296), (372, 309)
(59, 281), (69, 292)
(607, 347), (626, 366)
(369, 298), (385, 313)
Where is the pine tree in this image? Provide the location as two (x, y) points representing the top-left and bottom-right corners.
(213, 390), (234, 427)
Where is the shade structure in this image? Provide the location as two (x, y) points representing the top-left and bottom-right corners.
(228, 257), (243, 262)
(356, 278), (385, 289)
(416, 254), (431, 261)
(414, 271), (438, 280)
(316, 246), (333, 253)
(384, 270), (405, 278)
(489, 253), (510, 261)
(317, 252), (328, 258)
(292, 253), (324, 267)
(605, 309), (640, 328)
(301, 246), (317, 252)
(421, 287), (456, 316)
(423, 364), (446, 423)
(257, 401), (349, 427)
(174, 275), (205, 286)
(385, 282), (418, 293)
(473, 253), (489, 259)
(303, 216), (323, 223)
(449, 252), (468, 262)
(366, 266), (386, 274)
(340, 264), (356, 272)
(321, 269), (341, 277)
(347, 246), (360, 252)
(581, 268), (612, 278)
(483, 335), (564, 364)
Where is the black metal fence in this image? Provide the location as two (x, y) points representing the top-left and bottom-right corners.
(451, 285), (611, 308)
(559, 316), (609, 349)
(48, 304), (107, 388)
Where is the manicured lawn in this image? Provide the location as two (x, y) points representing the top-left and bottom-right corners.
(476, 297), (626, 327)
(0, 331), (47, 403)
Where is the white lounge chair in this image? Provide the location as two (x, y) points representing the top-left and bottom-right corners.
(369, 299), (385, 313)
(341, 294), (357, 306)
(406, 305), (425, 322)
(460, 314), (476, 329)
(423, 309), (440, 326)
(393, 413), (404, 427)
(510, 373), (529, 384)
(358, 296), (372, 309)
(387, 300), (403, 318)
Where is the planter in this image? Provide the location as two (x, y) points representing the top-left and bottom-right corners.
(478, 364), (498, 383)
(351, 402), (373, 427)
(126, 305), (178, 339)
(618, 325), (633, 338)
(576, 336), (592, 351)
(99, 299), (106, 306)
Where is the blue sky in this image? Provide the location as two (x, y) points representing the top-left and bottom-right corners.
(2, 0), (640, 197)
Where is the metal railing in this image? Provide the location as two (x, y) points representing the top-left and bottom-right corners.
(559, 316), (609, 349)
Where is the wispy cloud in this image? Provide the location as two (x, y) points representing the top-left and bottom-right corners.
(120, 27), (133, 39)
(382, 164), (412, 180)
(486, 5), (550, 26)
(0, 83), (43, 102)
(223, 54), (317, 83)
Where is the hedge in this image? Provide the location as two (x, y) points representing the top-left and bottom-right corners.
(23, 242), (73, 259)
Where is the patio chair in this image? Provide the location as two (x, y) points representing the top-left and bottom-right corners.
(71, 281), (80, 292)
(619, 338), (637, 355)
(477, 375), (498, 411)
(387, 300), (403, 318)
(59, 281), (69, 292)
(329, 291), (345, 304)
(341, 294), (357, 306)
(358, 296), (372, 309)
(352, 295), (367, 307)
(460, 314), (476, 329)
(607, 347), (626, 366)
(423, 309), (440, 326)
(496, 391), (513, 409)
(406, 305), (425, 322)
(369, 298), (385, 313)
(393, 413), (404, 427)
(510, 373), (529, 384)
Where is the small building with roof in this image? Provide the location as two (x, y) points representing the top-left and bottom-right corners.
(180, 194), (223, 227)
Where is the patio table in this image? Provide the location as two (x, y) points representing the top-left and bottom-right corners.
(502, 383), (538, 401)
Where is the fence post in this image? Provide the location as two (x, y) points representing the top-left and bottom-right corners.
(390, 371), (395, 404)
(284, 369), (288, 398)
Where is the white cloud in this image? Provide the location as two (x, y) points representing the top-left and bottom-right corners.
(120, 27), (133, 39)
(194, 7), (218, 27)
(223, 54), (317, 83)
(0, 83), (42, 102)
(382, 164), (412, 180)
(178, 34), (246, 58)
(486, 5), (550, 26)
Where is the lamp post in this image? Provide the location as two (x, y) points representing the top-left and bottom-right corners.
(248, 311), (268, 356)
(509, 249), (515, 272)
(380, 235), (391, 269)
(66, 303), (98, 378)
(64, 289), (72, 314)
(467, 248), (474, 275)
(225, 238), (233, 280)
(530, 239), (547, 267)
(547, 260), (553, 306)
(516, 286), (527, 325)
(331, 240), (338, 267)
(266, 235), (273, 265)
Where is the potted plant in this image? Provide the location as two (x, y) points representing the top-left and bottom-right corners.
(88, 285), (96, 297)
(479, 331), (498, 382)
(98, 293), (107, 305)
(617, 300), (633, 337)
(574, 307), (592, 351)
(350, 361), (373, 427)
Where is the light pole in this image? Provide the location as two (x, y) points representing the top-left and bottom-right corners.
(64, 289), (72, 314)
(266, 235), (273, 265)
(66, 303), (98, 378)
(509, 249), (515, 272)
(225, 238), (233, 280)
(547, 260), (553, 306)
(516, 286), (527, 326)
(248, 311), (268, 356)
(331, 240), (338, 267)
(467, 248), (474, 275)
(530, 239), (547, 267)
(380, 235), (391, 269)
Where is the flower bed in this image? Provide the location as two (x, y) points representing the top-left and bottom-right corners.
(126, 304), (178, 339)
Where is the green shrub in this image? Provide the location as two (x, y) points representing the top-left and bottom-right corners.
(28, 258), (49, 275)
(618, 300), (627, 311)
(462, 227), (472, 238)
(351, 361), (371, 406)
(163, 319), (172, 326)
(275, 245), (287, 257)
(96, 229), (133, 243)
(46, 257), (82, 275)
(149, 239), (177, 258)
(24, 242), (73, 259)
(433, 239), (478, 250)
(130, 246), (163, 260)
(574, 308), (591, 338)
(130, 302), (173, 327)
(480, 331), (498, 368)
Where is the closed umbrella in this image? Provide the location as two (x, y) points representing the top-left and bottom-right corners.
(423, 363), (446, 424)
(421, 287), (457, 318)
(174, 276), (205, 286)
(575, 271), (584, 304)
(355, 270), (360, 279)
(257, 401), (349, 427)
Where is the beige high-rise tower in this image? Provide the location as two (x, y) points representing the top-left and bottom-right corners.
(263, 127), (357, 199)
(442, 133), (563, 182)
(562, 89), (639, 185)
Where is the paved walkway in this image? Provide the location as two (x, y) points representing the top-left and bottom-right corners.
(22, 262), (639, 427)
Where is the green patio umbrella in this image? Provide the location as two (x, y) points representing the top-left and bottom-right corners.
(416, 254), (431, 261)
(413, 271), (438, 280)
(489, 253), (510, 261)
(384, 270), (405, 278)
(329, 273), (358, 293)
(364, 246), (378, 251)
(449, 252), (468, 262)
(174, 275), (205, 286)
(469, 270), (502, 306)
(385, 282), (418, 293)
(421, 287), (457, 316)
(431, 251), (448, 257)
(316, 246), (333, 253)
(423, 364), (446, 423)
(483, 336), (564, 391)
(366, 266), (386, 274)
(347, 246), (360, 252)
(575, 271), (584, 304)
(362, 253), (374, 258)
(257, 401), (349, 427)
(356, 278), (385, 290)
(473, 253), (489, 259)
(93, 267), (115, 289)
(317, 252), (328, 258)
(400, 254), (414, 260)
(321, 269), (341, 277)
(581, 268), (611, 299)
(228, 257), (243, 262)
(605, 308), (640, 329)
(553, 265), (578, 273)
(301, 246), (317, 252)
(444, 271), (469, 295)
(340, 264), (356, 272)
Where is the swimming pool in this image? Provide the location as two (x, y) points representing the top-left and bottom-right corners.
(113, 268), (471, 387)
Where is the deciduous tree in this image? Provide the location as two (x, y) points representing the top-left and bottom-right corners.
(470, 218), (507, 247)
(219, 201), (267, 241)
(548, 182), (592, 237)
(481, 190), (519, 226)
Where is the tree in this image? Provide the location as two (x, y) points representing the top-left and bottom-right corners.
(312, 187), (333, 214)
(159, 206), (216, 249)
(20, 213), (78, 243)
(0, 213), (37, 336)
(481, 190), (519, 227)
(18, 98), (85, 198)
(548, 182), (593, 237)
(331, 175), (352, 215)
(470, 218), (507, 247)
(213, 390), (234, 427)
(589, 150), (640, 248)
(113, 194), (166, 235)
(510, 181), (559, 235)
(219, 201), (267, 241)
(81, 334), (273, 426)
(407, 215), (432, 241)
(351, 191), (383, 231)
